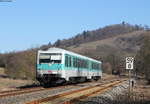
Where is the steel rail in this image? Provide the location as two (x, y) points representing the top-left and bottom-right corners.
(25, 79), (126, 104)
(0, 81), (96, 98)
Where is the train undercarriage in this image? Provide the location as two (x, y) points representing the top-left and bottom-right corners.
(37, 74), (101, 87)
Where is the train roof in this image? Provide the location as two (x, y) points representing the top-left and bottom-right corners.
(39, 47), (101, 63)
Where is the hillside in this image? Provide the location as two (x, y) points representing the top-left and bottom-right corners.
(0, 23), (148, 79)
(67, 30), (145, 58)
(52, 23), (143, 48)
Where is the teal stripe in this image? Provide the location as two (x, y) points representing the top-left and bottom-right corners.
(37, 64), (62, 70)
(64, 67), (101, 72)
(37, 64), (101, 72)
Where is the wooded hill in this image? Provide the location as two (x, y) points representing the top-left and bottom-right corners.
(0, 23), (149, 80)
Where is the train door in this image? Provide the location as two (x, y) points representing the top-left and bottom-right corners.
(77, 64), (80, 77)
(77, 58), (81, 77)
(87, 61), (91, 79)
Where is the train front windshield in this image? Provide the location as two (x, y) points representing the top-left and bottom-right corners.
(39, 53), (62, 64)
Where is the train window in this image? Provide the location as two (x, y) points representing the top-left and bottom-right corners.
(83, 60), (85, 68)
(92, 63), (93, 69)
(73, 57), (77, 68)
(73, 57), (75, 67)
(91, 62), (99, 69)
(75, 59), (87, 68)
(75, 58), (77, 67)
(86, 61), (88, 68)
(82, 60), (84, 68)
(77, 58), (78, 68)
(84, 60), (87, 68)
(81, 60), (83, 68)
(69, 56), (72, 67)
(72, 58), (88, 68)
(80, 59), (82, 68)
(39, 59), (51, 64)
(39, 53), (61, 64)
(68, 56), (70, 67)
(77, 58), (79, 68)
(79, 59), (81, 68)
(65, 56), (68, 67)
(81, 59), (82, 68)
(75, 58), (88, 68)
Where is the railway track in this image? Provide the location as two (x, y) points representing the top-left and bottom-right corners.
(25, 79), (126, 104)
(0, 85), (44, 94)
(0, 87), (44, 98)
(0, 76), (116, 98)
(0, 77), (124, 104)
(0, 81), (97, 98)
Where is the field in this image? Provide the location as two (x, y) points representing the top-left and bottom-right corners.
(0, 68), (34, 91)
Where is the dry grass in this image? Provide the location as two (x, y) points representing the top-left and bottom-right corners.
(0, 77), (34, 91)
(0, 67), (5, 75)
(0, 67), (34, 91)
(133, 79), (150, 100)
(112, 79), (150, 104)
(101, 73), (118, 80)
(116, 79), (150, 102)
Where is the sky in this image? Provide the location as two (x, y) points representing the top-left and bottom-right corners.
(0, 0), (150, 53)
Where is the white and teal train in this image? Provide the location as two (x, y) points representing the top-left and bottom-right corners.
(36, 47), (102, 86)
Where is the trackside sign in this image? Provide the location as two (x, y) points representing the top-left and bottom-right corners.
(126, 57), (134, 70)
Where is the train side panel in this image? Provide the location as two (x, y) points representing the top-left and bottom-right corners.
(36, 47), (102, 85)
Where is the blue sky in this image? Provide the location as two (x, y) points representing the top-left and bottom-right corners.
(0, 0), (150, 53)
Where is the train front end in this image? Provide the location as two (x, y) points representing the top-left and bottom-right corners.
(36, 50), (64, 86)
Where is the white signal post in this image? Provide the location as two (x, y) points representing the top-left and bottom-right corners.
(126, 57), (134, 96)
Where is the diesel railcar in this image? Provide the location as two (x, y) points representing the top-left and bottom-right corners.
(36, 47), (102, 86)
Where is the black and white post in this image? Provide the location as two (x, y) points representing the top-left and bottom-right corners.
(126, 57), (134, 96)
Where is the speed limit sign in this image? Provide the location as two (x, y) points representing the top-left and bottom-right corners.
(126, 57), (134, 70)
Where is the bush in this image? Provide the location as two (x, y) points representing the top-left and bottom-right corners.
(4, 49), (36, 80)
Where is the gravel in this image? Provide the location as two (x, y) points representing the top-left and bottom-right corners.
(75, 81), (129, 104)
(0, 82), (102, 104)
(0, 79), (122, 104)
